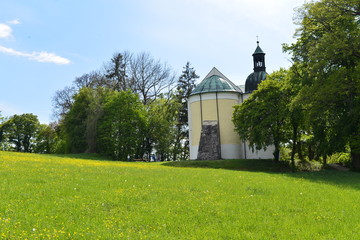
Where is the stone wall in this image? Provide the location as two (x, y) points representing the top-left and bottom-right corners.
(197, 120), (220, 160)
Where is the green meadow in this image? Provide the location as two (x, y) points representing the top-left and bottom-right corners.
(1, 151), (360, 239)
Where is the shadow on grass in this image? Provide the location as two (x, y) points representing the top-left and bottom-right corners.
(162, 159), (292, 173)
(163, 159), (360, 190)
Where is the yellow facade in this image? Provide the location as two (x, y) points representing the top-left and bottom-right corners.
(218, 99), (241, 145)
(189, 92), (242, 159)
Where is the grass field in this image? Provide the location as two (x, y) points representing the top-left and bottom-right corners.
(1, 151), (360, 239)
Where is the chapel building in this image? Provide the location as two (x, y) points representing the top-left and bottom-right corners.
(188, 41), (275, 160)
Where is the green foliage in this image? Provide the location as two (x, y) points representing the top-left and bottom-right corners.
(105, 52), (128, 91)
(233, 70), (290, 161)
(173, 62), (199, 161)
(53, 51), (184, 160)
(284, 0), (360, 168)
(147, 98), (179, 160)
(33, 124), (57, 154)
(2, 151), (360, 239)
(1, 114), (40, 152)
(62, 88), (93, 153)
(0, 111), (4, 146)
(329, 152), (352, 167)
(97, 91), (147, 160)
(61, 88), (109, 154)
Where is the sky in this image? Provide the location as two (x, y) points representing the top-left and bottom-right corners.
(0, 0), (305, 124)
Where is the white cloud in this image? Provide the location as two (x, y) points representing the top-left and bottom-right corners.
(0, 45), (71, 65)
(7, 19), (21, 25)
(0, 19), (70, 65)
(29, 51), (71, 64)
(0, 23), (12, 39)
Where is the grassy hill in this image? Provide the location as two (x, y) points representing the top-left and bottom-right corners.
(1, 151), (360, 239)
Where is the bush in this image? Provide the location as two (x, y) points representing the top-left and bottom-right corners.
(329, 152), (351, 167)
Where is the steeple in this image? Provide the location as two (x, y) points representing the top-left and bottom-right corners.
(252, 41), (266, 72)
(245, 41), (267, 93)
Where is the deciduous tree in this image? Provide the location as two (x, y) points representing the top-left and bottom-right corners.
(232, 70), (290, 162)
(130, 52), (176, 105)
(97, 91), (147, 161)
(2, 114), (40, 152)
(284, 0), (360, 168)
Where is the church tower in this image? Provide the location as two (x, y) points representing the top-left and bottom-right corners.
(244, 41), (267, 93)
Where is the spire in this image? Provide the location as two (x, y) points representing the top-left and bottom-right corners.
(245, 41), (267, 93)
(252, 41), (266, 72)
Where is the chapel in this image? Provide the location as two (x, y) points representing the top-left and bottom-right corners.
(188, 41), (275, 160)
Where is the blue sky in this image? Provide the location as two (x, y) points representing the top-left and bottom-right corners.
(0, 0), (305, 123)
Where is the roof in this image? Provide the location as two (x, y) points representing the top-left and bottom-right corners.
(244, 71), (267, 93)
(253, 41), (265, 55)
(190, 67), (242, 95)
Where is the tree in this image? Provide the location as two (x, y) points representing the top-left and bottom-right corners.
(74, 71), (109, 90)
(97, 91), (147, 161)
(52, 86), (76, 119)
(173, 62), (199, 160)
(284, 0), (360, 169)
(51, 50), (179, 159)
(0, 111), (3, 143)
(34, 123), (57, 153)
(2, 114), (40, 152)
(130, 52), (176, 105)
(147, 97), (180, 161)
(61, 87), (108, 153)
(62, 88), (93, 153)
(0, 111), (5, 149)
(232, 70), (290, 162)
(104, 51), (133, 91)
(282, 68), (308, 169)
(53, 72), (109, 120)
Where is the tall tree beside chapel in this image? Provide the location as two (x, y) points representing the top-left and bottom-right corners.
(232, 70), (290, 162)
(174, 62), (199, 160)
(283, 0), (360, 169)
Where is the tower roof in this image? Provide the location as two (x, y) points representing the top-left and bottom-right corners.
(253, 41), (265, 55)
(245, 41), (267, 93)
(190, 67), (242, 95)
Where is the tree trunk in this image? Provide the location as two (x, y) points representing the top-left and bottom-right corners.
(351, 149), (360, 170)
(350, 130), (360, 170)
(323, 155), (327, 165)
(308, 145), (315, 160)
(273, 148), (280, 162)
(290, 125), (298, 172)
(297, 141), (304, 161)
(290, 143), (296, 172)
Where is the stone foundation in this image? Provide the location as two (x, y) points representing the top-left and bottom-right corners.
(197, 120), (220, 160)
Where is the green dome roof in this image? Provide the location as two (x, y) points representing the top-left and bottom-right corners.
(191, 67), (241, 95)
(245, 71), (267, 93)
